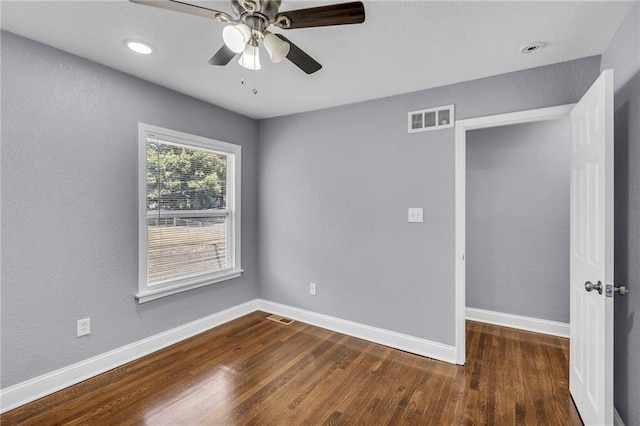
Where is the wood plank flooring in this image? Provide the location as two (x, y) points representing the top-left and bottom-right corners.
(1, 311), (582, 425)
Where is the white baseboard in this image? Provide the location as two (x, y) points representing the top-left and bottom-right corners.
(614, 407), (625, 426)
(0, 299), (259, 414)
(1, 298), (458, 414)
(466, 307), (570, 338)
(258, 299), (457, 364)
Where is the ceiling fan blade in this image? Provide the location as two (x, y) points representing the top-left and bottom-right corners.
(208, 45), (237, 66)
(275, 34), (322, 74)
(129, 0), (233, 22)
(273, 1), (365, 29)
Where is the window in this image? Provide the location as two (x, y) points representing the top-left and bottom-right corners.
(137, 124), (242, 303)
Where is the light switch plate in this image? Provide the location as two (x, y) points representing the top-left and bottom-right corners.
(408, 208), (423, 223)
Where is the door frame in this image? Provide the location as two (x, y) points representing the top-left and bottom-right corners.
(453, 104), (576, 364)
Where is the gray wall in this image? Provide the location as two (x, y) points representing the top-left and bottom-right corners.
(601, 3), (640, 425)
(5, 10), (635, 410)
(0, 31), (260, 388)
(466, 120), (570, 323)
(258, 56), (600, 346)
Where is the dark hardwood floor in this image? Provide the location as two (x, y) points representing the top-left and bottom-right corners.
(2, 311), (582, 425)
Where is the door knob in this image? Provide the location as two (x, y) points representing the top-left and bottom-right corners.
(585, 280), (603, 295)
(614, 285), (629, 296)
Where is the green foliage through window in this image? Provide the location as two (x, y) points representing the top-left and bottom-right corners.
(147, 140), (228, 211)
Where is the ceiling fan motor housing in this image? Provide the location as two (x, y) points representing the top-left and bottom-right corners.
(232, 0), (281, 24)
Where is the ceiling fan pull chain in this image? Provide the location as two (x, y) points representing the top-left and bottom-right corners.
(252, 56), (258, 94)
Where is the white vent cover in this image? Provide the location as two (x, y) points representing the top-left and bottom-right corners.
(408, 104), (455, 133)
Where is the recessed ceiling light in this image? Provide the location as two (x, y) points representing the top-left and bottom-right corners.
(520, 42), (545, 54)
(125, 40), (154, 55)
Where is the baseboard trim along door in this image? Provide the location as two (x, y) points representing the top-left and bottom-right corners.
(466, 307), (570, 338)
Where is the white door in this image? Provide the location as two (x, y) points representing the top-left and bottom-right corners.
(569, 69), (614, 425)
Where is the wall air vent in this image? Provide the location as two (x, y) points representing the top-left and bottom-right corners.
(408, 104), (455, 133)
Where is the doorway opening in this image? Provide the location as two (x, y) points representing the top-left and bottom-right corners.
(454, 104), (575, 364)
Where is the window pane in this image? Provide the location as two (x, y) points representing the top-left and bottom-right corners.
(147, 215), (228, 285)
(146, 140), (227, 211)
(146, 139), (230, 285)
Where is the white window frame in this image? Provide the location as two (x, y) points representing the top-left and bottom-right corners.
(136, 123), (242, 303)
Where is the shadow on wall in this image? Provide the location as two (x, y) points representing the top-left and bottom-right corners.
(613, 70), (638, 422)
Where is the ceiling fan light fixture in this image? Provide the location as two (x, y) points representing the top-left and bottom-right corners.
(223, 23), (252, 53)
(238, 43), (261, 70)
(263, 32), (290, 63)
(130, 0), (366, 74)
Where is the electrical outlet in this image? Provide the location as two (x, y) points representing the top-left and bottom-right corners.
(310, 283), (317, 296)
(408, 208), (424, 223)
(77, 318), (90, 337)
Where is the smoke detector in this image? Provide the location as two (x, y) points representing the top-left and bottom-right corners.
(520, 42), (545, 54)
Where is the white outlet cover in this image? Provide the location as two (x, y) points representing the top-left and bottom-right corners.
(77, 318), (90, 337)
(408, 208), (424, 223)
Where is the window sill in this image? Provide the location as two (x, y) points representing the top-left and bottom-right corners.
(135, 269), (243, 304)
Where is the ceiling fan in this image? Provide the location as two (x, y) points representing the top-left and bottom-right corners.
(130, 0), (366, 74)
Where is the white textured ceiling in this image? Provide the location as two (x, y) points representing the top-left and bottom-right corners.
(1, 0), (636, 119)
